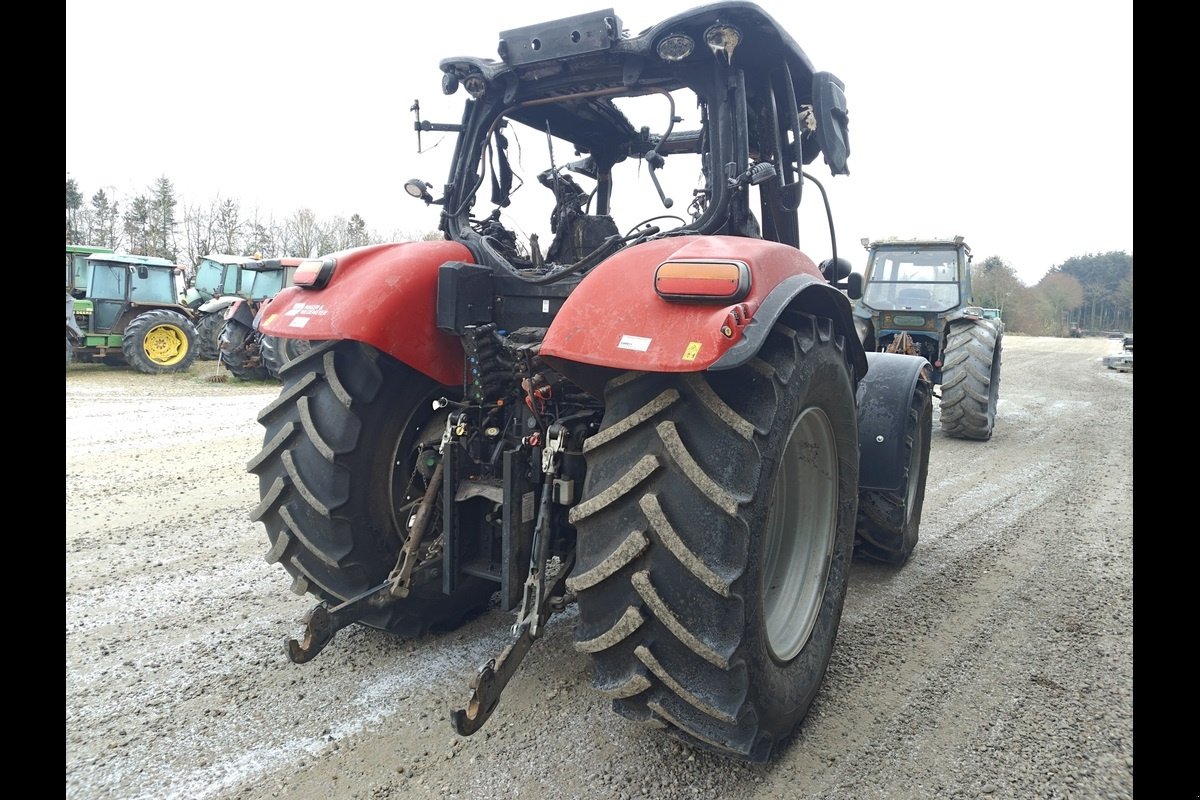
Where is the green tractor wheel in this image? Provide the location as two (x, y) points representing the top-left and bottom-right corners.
(121, 310), (199, 374)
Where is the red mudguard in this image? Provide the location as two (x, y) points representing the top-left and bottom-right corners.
(257, 241), (471, 386)
(540, 235), (825, 371)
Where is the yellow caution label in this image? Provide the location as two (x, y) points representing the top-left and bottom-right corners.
(682, 342), (702, 361)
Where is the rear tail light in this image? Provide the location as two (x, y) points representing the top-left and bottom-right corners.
(654, 260), (750, 303)
(294, 258), (337, 289)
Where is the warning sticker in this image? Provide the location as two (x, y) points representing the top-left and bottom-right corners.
(618, 335), (652, 352)
(522, 491), (535, 523)
(682, 342), (702, 361)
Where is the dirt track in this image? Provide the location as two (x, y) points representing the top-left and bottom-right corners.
(66, 335), (1133, 800)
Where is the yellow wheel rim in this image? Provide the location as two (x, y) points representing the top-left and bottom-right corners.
(142, 324), (189, 365)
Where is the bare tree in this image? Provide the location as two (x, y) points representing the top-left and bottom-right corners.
(323, 215), (350, 254)
(284, 208), (324, 258)
(181, 202), (217, 270)
(243, 208), (278, 257)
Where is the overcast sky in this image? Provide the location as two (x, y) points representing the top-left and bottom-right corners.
(65, 0), (1131, 286)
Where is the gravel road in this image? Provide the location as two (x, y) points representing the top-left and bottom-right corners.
(66, 335), (1133, 800)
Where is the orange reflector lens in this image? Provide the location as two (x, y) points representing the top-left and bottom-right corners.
(294, 258), (336, 289)
(654, 260), (750, 302)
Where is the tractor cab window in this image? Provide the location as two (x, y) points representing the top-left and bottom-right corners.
(249, 269), (285, 300)
(222, 264), (241, 295)
(89, 263), (128, 300)
(194, 258), (226, 297)
(236, 269), (256, 296)
(862, 248), (961, 312)
(129, 266), (178, 303)
(70, 253), (93, 296)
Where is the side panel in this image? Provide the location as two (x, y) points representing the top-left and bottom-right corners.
(257, 241), (473, 386)
(856, 351), (930, 492)
(540, 236), (826, 372)
(199, 296), (236, 315)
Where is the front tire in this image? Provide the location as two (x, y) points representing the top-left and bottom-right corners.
(854, 376), (932, 565)
(121, 310), (198, 374)
(569, 312), (859, 762)
(248, 339), (494, 635)
(939, 320), (1002, 440)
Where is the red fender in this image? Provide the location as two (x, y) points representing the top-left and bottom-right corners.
(540, 236), (825, 371)
(258, 241), (472, 386)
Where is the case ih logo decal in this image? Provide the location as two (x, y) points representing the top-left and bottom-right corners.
(284, 301), (330, 327)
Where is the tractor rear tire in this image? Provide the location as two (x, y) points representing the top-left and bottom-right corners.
(121, 310), (198, 374)
(569, 312), (859, 762)
(66, 334), (73, 369)
(854, 376), (933, 565)
(248, 339), (494, 636)
(939, 320), (1002, 440)
(194, 312), (223, 361)
(261, 334), (314, 380)
(219, 319), (271, 381)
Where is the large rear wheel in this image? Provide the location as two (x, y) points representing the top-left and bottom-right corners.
(939, 320), (1002, 440)
(194, 312), (223, 361)
(249, 339), (494, 635)
(219, 319), (271, 381)
(121, 310), (198, 374)
(569, 312), (859, 762)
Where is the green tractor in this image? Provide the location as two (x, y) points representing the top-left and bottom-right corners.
(186, 253), (262, 361)
(67, 245), (115, 368)
(852, 236), (1003, 440)
(70, 253), (199, 374)
(217, 256), (304, 381)
(67, 244), (115, 299)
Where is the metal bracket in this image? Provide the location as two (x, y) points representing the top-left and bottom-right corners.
(449, 551), (574, 736)
(284, 579), (395, 664)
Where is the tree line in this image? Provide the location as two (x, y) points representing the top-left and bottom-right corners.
(67, 175), (1131, 336)
(971, 250), (1133, 336)
(65, 174), (432, 271)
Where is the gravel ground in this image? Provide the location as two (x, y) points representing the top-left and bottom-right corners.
(66, 335), (1133, 800)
